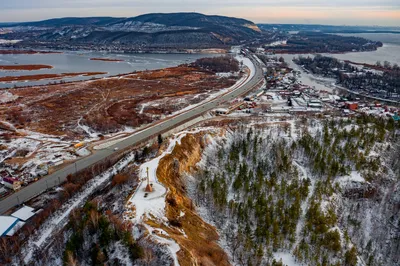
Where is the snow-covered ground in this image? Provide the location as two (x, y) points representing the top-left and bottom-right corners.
(273, 252), (301, 266)
(0, 130), (79, 183)
(0, 39), (21, 44)
(22, 152), (136, 264)
(0, 91), (19, 103)
(266, 40), (287, 47)
(336, 171), (366, 184)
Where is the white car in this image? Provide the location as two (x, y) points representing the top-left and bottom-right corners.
(114, 147), (119, 151)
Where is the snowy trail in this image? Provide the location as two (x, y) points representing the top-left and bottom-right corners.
(22, 152), (136, 264)
(292, 161), (315, 251)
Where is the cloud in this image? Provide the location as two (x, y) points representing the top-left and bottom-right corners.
(0, 0), (399, 26)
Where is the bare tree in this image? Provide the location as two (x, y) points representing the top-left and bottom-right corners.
(142, 248), (155, 266)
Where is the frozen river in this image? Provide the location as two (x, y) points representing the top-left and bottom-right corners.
(0, 51), (219, 88)
(280, 33), (400, 93)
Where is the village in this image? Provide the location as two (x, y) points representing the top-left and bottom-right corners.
(215, 54), (400, 120)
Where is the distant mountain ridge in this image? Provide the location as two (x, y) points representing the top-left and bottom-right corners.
(3, 13), (262, 48)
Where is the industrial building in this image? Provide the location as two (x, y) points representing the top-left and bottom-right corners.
(0, 206), (37, 237)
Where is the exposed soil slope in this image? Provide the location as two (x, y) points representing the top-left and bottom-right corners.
(156, 133), (230, 266)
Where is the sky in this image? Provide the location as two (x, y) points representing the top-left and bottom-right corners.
(0, 0), (399, 26)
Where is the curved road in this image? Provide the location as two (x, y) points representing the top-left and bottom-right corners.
(0, 55), (264, 214)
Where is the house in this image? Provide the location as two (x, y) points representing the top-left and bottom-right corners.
(345, 102), (359, 110)
(49, 158), (64, 167)
(2, 177), (21, 191)
(308, 99), (323, 108)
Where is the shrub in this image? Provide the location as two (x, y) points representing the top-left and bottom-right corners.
(111, 173), (129, 187)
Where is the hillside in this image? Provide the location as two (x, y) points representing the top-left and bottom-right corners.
(2, 13), (262, 49)
(191, 116), (400, 266)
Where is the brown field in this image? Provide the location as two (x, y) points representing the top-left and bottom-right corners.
(0, 64), (53, 71)
(89, 58), (124, 62)
(0, 50), (62, 55)
(0, 66), (237, 138)
(0, 72), (107, 82)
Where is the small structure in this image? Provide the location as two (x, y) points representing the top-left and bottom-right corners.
(307, 99), (323, 108)
(11, 206), (36, 221)
(49, 158), (64, 167)
(215, 108), (229, 115)
(2, 177), (21, 191)
(145, 167), (152, 192)
(345, 102), (358, 110)
(74, 141), (86, 149)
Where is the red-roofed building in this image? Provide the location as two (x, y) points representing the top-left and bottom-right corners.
(3, 177), (21, 191)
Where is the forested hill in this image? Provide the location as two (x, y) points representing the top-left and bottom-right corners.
(1, 13), (262, 48)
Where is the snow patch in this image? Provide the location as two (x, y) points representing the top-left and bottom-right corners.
(273, 252), (302, 266)
(337, 171), (366, 184)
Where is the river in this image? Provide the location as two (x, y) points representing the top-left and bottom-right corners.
(281, 33), (400, 93)
(0, 51), (219, 88)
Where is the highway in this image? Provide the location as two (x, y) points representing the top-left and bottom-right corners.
(0, 55), (264, 214)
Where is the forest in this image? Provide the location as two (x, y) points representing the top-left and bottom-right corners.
(192, 115), (399, 266)
(264, 32), (382, 53)
(63, 200), (143, 265)
(192, 56), (240, 73)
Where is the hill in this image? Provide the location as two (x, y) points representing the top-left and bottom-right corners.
(4, 13), (262, 49)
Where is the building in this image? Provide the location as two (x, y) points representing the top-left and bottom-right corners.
(11, 206), (36, 221)
(215, 108), (229, 115)
(0, 206), (37, 237)
(2, 177), (21, 191)
(74, 142), (86, 149)
(345, 102), (359, 110)
(308, 99), (323, 108)
(0, 216), (23, 237)
(49, 158), (64, 167)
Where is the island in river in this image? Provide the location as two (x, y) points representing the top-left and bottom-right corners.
(89, 58), (125, 62)
(0, 72), (107, 83)
(0, 64), (53, 71)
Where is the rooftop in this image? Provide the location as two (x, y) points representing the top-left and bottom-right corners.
(0, 216), (19, 236)
(11, 205), (36, 221)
